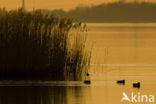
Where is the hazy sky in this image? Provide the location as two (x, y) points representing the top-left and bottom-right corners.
(0, 0), (155, 11)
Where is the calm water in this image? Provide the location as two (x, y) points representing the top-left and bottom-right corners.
(1, 23), (156, 104)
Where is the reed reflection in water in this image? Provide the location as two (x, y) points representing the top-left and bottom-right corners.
(0, 85), (96, 104)
(0, 86), (67, 104)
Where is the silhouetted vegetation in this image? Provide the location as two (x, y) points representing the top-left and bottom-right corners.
(49, 2), (156, 23)
(0, 9), (91, 80)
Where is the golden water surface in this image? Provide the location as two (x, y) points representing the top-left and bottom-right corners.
(0, 23), (156, 104)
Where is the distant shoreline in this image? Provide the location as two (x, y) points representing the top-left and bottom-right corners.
(48, 2), (156, 24)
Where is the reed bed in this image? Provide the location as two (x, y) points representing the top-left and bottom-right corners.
(0, 9), (91, 80)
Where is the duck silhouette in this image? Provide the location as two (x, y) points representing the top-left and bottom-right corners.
(84, 72), (91, 84)
(84, 80), (91, 84)
(85, 72), (90, 76)
(133, 82), (140, 88)
(116, 80), (125, 85)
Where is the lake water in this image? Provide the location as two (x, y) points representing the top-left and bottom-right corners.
(1, 23), (156, 104)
